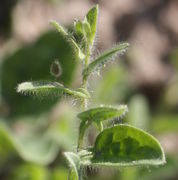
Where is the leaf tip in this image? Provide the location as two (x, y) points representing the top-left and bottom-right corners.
(49, 20), (57, 27)
(16, 82), (30, 94)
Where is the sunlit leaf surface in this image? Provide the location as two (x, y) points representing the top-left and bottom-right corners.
(81, 125), (166, 167)
(77, 105), (128, 148)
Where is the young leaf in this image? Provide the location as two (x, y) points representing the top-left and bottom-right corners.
(64, 152), (80, 180)
(78, 105), (128, 123)
(85, 4), (98, 45)
(74, 20), (91, 53)
(74, 20), (84, 36)
(83, 124), (166, 167)
(50, 20), (68, 36)
(17, 81), (90, 99)
(83, 42), (130, 79)
(77, 105), (128, 148)
(74, 5), (98, 50)
(50, 20), (85, 60)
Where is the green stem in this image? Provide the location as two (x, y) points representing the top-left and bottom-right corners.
(82, 52), (90, 108)
(77, 46), (90, 150)
(78, 167), (83, 180)
(77, 45), (90, 180)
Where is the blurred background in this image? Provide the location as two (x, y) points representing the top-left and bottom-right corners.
(0, 0), (178, 179)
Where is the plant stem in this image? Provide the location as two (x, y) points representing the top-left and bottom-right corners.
(82, 48), (90, 109)
(78, 167), (83, 180)
(77, 46), (90, 150)
(77, 46), (90, 180)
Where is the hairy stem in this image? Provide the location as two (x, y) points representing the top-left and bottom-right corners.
(78, 46), (90, 150)
(77, 46), (90, 180)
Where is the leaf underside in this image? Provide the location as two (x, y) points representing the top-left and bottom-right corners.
(17, 81), (89, 99)
(83, 42), (130, 79)
(80, 125), (166, 167)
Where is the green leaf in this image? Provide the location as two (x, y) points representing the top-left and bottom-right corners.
(83, 42), (129, 79)
(50, 20), (85, 60)
(85, 4), (98, 45)
(47, 105), (78, 150)
(81, 125), (166, 167)
(1, 31), (77, 117)
(76, 21), (91, 39)
(73, 20), (87, 53)
(17, 135), (58, 165)
(17, 81), (90, 99)
(74, 5), (98, 50)
(74, 20), (84, 36)
(77, 105), (128, 148)
(50, 20), (68, 36)
(78, 105), (128, 122)
(0, 123), (58, 166)
(64, 152), (80, 180)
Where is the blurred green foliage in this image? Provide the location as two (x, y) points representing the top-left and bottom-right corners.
(0, 29), (78, 179)
(1, 31), (76, 117)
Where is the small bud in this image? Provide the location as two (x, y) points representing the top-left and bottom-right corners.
(50, 59), (62, 78)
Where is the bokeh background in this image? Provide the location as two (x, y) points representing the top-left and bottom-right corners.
(0, 0), (178, 179)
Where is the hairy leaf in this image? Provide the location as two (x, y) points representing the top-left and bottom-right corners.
(74, 20), (87, 50)
(77, 105), (128, 148)
(75, 20), (84, 36)
(81, 125), (166, 167)
(74, 5), (98, 49)
(78, 105), (128, 123)
(85, 4), (98, 45)
(73, 22), (85, 55)
(17, 81), (90, 99)
(64, 152), (80, 180)
(1, 31), (77, 117)
(50, 20), (85, 60)
(83, 42), (129, 79)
